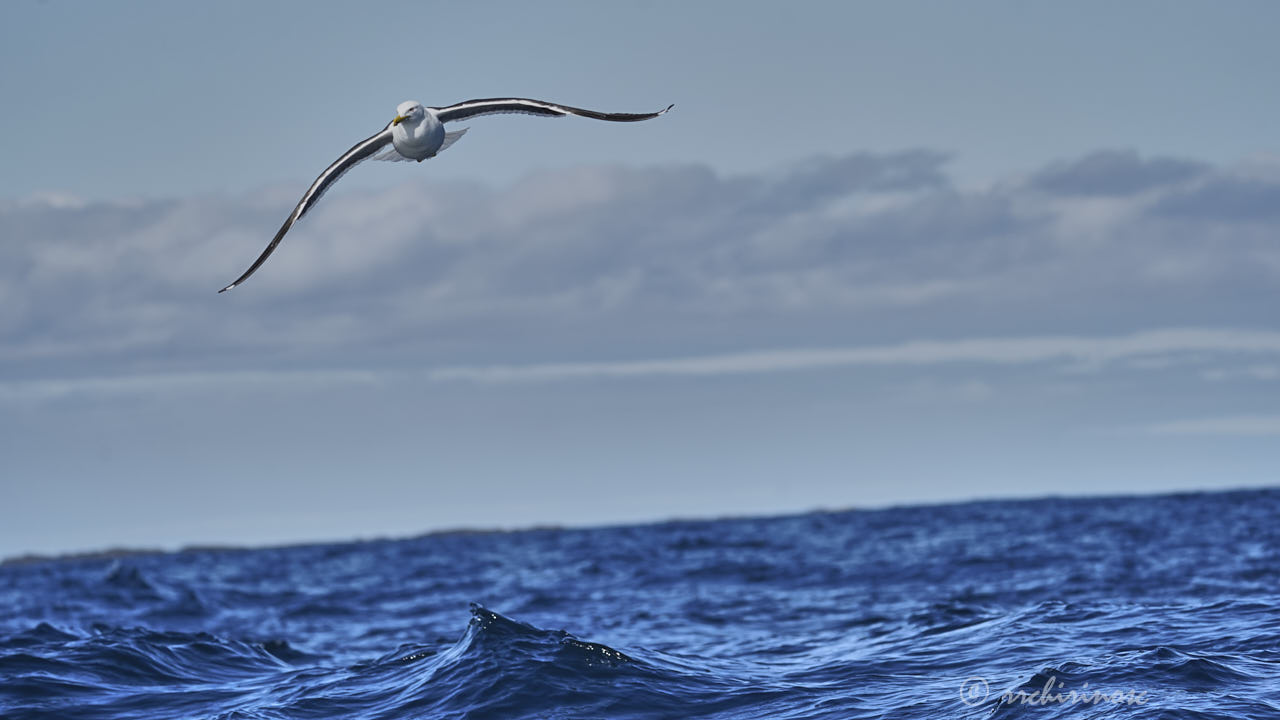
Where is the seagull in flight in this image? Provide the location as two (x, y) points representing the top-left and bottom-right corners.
(219, 97), (673, 293)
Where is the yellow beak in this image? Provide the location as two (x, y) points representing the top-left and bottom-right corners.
(392, 115), (407, 126)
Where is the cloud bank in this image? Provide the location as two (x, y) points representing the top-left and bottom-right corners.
(2, 148), (1278, 390)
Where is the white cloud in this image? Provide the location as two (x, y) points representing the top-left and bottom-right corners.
(1145, 416), (1280, 437)
(1202, 364), (1280, 382)
(6, 327), (1277, 401)
(428, 328), (1280, 384)
(0, 368), (381, 403)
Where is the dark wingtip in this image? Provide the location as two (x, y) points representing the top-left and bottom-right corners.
(217, 284), (234, 294)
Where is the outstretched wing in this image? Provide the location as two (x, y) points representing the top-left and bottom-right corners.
(218, 126), (394, 293)
(432, 98), (673, 124)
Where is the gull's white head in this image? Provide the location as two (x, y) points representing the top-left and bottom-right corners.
(392, 101), (425, 126)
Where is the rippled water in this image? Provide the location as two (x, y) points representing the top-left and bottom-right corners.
(3, 489), (1279, 719)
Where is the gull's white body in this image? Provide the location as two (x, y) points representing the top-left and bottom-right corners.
(390, 101), (445, 161)
(218, 97), (672, 293)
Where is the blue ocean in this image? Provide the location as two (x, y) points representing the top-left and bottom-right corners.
(2, 489), (1278, 719)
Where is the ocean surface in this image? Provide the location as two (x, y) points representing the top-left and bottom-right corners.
(2, 489), (1278, 719)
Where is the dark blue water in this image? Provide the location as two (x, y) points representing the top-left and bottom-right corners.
(2, 489), (1279, 719)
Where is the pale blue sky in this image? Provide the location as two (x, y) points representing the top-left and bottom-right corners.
(4, 1), (1278, 197)
(2, 1), (1278, 557)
